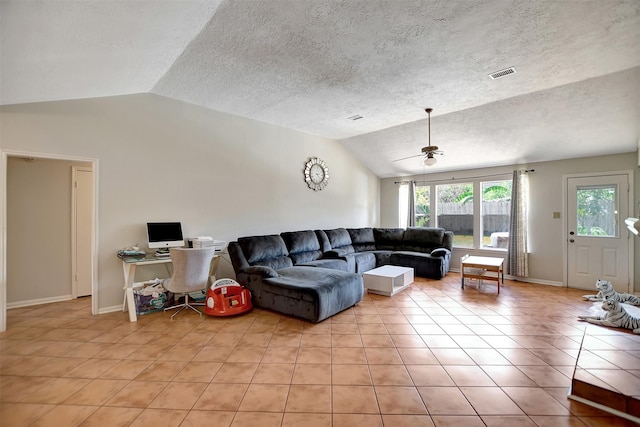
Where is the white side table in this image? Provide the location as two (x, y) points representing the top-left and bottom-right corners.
(460, 255), (504, 294)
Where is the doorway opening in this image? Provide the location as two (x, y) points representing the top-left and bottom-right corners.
(1, 151), (98, 332)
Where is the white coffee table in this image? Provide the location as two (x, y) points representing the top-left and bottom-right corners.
(363, 265), (414, 296)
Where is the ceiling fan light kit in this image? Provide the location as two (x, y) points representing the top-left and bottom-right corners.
(423, 153), (437, 166)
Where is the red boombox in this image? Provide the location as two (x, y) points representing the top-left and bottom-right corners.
(205, 278), (252, 317)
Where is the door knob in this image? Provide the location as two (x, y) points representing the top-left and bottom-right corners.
(569, 231), (575, 235)
(569, 239), (575, 243)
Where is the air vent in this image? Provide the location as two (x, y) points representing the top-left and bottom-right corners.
(346, 115), (363, 121)
(489, 67), (516, 80)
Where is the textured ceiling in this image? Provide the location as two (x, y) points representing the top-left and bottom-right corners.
(1, 0), (639, 177)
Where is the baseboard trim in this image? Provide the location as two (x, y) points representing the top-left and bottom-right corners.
(7, 294), (74, 309)
(512, 277), (564, 287)
(98, 305), (123, 315)
(450, 269), (563, 287)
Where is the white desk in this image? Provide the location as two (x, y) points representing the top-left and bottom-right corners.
(120, 254), (220, 322)
(121, 254), (220, 322)
(121, 255), (172, 322)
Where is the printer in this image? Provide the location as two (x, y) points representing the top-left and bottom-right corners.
(189, 236), (227, 252)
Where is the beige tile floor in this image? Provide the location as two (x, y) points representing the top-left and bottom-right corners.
(1, 273), (639, 427)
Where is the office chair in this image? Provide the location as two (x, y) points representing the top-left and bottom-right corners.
(163, 247), (216, 319)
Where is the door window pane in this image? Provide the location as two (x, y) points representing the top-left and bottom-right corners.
(481, 180), (511, 249)
(437, 183), (473, 248)
(576, 185), (617, 237)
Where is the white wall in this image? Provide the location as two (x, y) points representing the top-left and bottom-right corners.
(6, 157), (92, 304)
(0, 94), (380, 313)
(380, 153), (640, 290)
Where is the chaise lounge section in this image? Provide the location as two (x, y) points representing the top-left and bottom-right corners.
(228, 234), (363, 322)
(228, 227), (452, 322)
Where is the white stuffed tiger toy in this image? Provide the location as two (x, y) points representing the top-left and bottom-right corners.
(578, 299), (640, 334)
(582, 279), (640, 305)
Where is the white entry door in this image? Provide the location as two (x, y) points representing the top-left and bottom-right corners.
(567, 173), (630, 292)
(73, 167), (93, 297)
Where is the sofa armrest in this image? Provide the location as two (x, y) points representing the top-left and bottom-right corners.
(324, 249), (351, 257)
(243, 266), (279, 278)
(430, 248), (451, 258)
(321, 250), (356, 272)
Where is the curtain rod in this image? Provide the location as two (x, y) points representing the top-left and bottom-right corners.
(394, 169), (535, 185)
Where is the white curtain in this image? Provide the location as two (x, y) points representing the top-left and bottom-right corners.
(407, 181), (416, 227)
(399, 181), (416, 228)
(507, 170), (529, 277)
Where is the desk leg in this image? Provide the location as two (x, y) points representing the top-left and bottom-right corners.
(122, 263), (138, 322)
(461, 267), (465, 289)
(126, 287), (137, 322)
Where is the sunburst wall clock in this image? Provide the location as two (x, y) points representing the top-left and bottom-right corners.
(304, 157), (329, 191)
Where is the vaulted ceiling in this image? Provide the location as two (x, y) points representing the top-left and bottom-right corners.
(2, 0), (639, 177)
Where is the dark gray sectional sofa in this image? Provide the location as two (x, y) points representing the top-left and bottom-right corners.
(228, 227), (453, 322)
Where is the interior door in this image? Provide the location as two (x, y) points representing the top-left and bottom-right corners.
(73, 167), (93, 297)
(567, 174), (630, 292)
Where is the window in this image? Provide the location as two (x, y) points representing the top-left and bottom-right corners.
(437, 183), (473, 248)
(404, 174), (513, 250)
(481, 180), (511, 249)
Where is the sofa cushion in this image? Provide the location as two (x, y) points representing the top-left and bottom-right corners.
(281, 230), (323, 264)
(353, 252), (376, 273)
(402, 227), (445, 252)
(373, 228), (405, 250)
(390, 251), (448, 279)
(244, 265), (279, 278)
(297, 258), (350, 271)
(289, 250), (325, 264)
(371, 250), (393, 266)
(348, 228), (377, 252)
(442, 231), (454, 251)
(325, 228), (354, 254)
(314, 229), (331, 252)
(238, 235), (293, 270)
(255, 256), (293, 270)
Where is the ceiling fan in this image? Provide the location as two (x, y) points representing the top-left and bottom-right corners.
(393, 107), (443, 166)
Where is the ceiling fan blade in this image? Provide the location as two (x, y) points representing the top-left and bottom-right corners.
(393, 153), (424, 162)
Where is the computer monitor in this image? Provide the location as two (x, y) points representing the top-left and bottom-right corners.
(146, 222), (184, 249)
